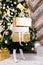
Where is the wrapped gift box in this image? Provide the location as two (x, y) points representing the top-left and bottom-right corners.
(23, 33), (30, 42)
(17, 3), (25, 11)
(13, 17), (32, 27)
(11, 32), (22, 42)
(0, 48), (10, 61)
(11, 32), (30, 42)
(12, 27), (29, 33)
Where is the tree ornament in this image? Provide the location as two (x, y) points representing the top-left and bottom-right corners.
(3, 11), (6, 14)
(17, 3), (25, 11)
(35, 41), (41, 48)
(7, 23), (11, 26)
(3, 6), (5, 9)
(0, 34), (2, 40)
(4, 47), (8, 52)
(5, 31), (9, 35)
(10, 0), (12, 3)
(1, 47), (3, 50)
(7, 6), (9, 8)
(6, 9), (8, 11)
(0, 22), (2, 25)
(7, 9), (14, 17)
(3, 4), (6, 6)
(0, 2), (2, 6)
(4, 47), (7, 50)
(18, 12), (20, 15)
(11, 12), (13, 15)
(4, 40), (8, 44)
(12, 9), (14, 11)
(0, 49), (2, 53)
(23, 3), (26, 7)
(0, 10), (2, 14)
(8, 9), (16, 17)
(6, 0), (10, 2)
(0, 2), (2, 9)
(14, 2), (17, 5)
(19, 12), (25, 17)
(6, 9), (9, 14)
(25, 8), (30, 14)
(26, 43), (28, 46)
(31, 48), (34, 51)
(11, 4), (13, 6)
(2, 26), (5, 29)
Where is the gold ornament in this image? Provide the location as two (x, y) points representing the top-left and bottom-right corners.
(14, 2), (17, 4)
(25, 8), (30, 14)
(4, 47), (7, 50)
(17, 3), (25, 11)
(23, 3), (26, 7)
(16, 12), (17, 15)
(26, 43), (28, 46)
(0, 49), (2, 53)
(3, 6), (5, 9)
(6, 9), (8, 11)
(12, 9), (14, 11)
(1, 47), (3, 50)
(0, 22), (2, 25)
(31, 48), (34, 51)
(5, 31), (9, 35)
(18, 12), (20, 15)
(3, 48), (8, 52)
(0, 34), (3, 40)
(5, 40), (8, 44)
(0, 10), (2, 14)
(7, 23), (11, 26)
(7, 9), (12, 17)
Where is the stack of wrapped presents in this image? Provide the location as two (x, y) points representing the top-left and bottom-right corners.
(11, 17), (32, 42)
(0, 48), (10, 61)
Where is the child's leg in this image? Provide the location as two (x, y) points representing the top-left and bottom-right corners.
(19, 49), (25, 60)
(13, 49), (18, 62)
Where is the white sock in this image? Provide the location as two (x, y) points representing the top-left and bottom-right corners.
(19, 49), (25, 60)
(13, 49), (18, 62)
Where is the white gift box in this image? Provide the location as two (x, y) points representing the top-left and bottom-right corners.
(12, 27), (29, 33)
(16, 17), (32, 27)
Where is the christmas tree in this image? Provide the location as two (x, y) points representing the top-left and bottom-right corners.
(0, 0), (36, 53)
